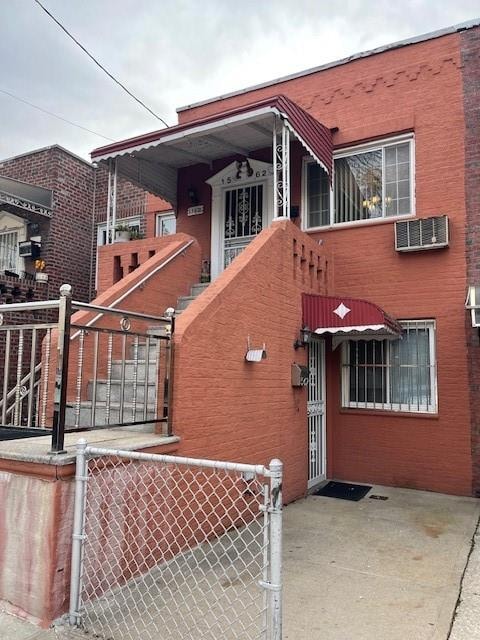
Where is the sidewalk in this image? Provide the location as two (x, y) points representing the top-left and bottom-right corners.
(450, 519), (480, 639)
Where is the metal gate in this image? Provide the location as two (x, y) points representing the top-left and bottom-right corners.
(68, 439), (283, 640)
(307, 338), (326, 488)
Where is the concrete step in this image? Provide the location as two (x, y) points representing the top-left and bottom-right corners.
(176, 295), (196, 311)
(65, 403), (158, 427)
(190, 283), (209, 296)
(111, 360), (158, 380)
(87, 379), (157, 403)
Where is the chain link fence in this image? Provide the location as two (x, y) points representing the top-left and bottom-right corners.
(68, 441), (283, 640)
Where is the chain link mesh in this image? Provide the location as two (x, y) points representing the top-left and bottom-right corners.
(76, 453), (270, 640)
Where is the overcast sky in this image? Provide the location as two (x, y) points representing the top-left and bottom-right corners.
(0, 0), (478, 162)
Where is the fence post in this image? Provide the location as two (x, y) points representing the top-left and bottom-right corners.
(69, 438), (88, 627)
(269, 458), (283, 640)
(51, 284), (72, 453)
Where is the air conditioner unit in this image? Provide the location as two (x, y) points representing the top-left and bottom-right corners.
(466, 286), (480, 328)
(18, 240), (41, 259)
(395, 215), (449, 252)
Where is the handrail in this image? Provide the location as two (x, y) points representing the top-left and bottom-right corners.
(72, 301), (170, 323)
(0, 299), (60, 313)
(70, 238), (193, 340)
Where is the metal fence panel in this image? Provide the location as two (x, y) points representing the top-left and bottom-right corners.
(69, 441), (283, 640)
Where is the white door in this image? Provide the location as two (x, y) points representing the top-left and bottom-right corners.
(223, 183), (265, 269)
(308, 338), (326, 488)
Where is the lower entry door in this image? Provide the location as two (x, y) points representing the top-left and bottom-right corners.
(307, 338), (326, 488)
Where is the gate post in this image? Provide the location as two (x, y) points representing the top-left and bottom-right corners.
(69, 438), (88, 627)
(269, 458), (283, 640)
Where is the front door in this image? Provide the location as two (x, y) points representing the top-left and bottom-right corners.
(308, 338), (326, 488)
(223, 183), (264, 268)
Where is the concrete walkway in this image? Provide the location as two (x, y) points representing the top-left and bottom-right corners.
(1, 484), (479, 639)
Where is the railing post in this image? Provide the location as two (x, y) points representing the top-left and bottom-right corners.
(51, 284), (72, 453)
(69, 438), (88, 627)
(269, 458), (283, 640)
(165, 315), (175, 436)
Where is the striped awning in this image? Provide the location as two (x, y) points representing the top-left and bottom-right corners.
(302, 294), (402, 344)
(91, 95), (333, 205)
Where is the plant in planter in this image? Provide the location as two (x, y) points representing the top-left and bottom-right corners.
(115, 224), (131, 243)
(129, 229), (144, 241)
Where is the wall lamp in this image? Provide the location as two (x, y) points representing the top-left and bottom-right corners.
(294, 325), (311, 350)
(187, 187), (199, 205)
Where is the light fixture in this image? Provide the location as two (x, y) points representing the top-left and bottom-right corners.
(187, 187), (198, 205)
(293, 325), (311, 350)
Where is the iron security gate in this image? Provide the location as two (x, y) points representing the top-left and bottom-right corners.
(69, 440), (283, 640)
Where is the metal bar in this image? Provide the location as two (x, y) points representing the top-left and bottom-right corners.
(106, 159), (112, 245)
(14, 329), (24, 425)
(90, 332), (99, 428)
(51, 286), (72, 453)
(27, 327), (37, 427)
(132, 335), (139, 421)
(40, 328), (51, 428)
(74, 330), (86, 428)
(70, 323), (170, 341)
(111, 159), (118, 238)
(105, 333), (113, 425)
(71, 302), (171, 324)
(1, 329), (11, 424)
(166, 317), (175, 435)
(261, 482), (270, 640)
(84, 445), (270, 476)
(143, 336), (151, 421)
(0, 300), (60, 313)
(273, 116), (278, 218)
(268, 459), (283, 640)
(119, 333), (126, 425)
(69, 438), (88, 627)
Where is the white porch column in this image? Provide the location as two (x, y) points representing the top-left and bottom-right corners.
(105, 159), (118, 244)
(272, 115), (290, 220)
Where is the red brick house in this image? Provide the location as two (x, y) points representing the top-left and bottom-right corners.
(85, 20), (480, 500)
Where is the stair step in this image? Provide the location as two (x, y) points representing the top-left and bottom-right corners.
(190, 283), (209, 296)
(111, 360), (158, 379)
(176, 295), (196, 311)
(87, 380), (157, 403)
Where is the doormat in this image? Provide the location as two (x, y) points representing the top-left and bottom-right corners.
(313, 481), (372, 502)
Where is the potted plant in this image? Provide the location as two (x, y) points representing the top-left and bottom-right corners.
(129, 229), (144, 241)
(115, 224), (131, 243)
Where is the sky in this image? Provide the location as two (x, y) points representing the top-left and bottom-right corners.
(0, 0), (478, 162)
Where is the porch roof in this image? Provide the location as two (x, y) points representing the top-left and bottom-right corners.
(0, 175), (53, 218)
(91, 95), (333, 205)
(302, 294), (403, 344)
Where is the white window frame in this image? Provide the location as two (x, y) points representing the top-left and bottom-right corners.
(341, 319), (437, 414)
(97, 215), (141, 246)
(0, 211), (27, 274)
(302, 133), (415, 232)
(155, 210), (176, 237)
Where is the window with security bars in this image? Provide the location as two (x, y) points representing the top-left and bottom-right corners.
(342, 320), (437, 413)
(0, 230), (19, 273)
(304, 137), (414, 229)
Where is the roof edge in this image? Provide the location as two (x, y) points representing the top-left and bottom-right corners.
(0, 144), (93, 168)
(176, 18), (480, 114)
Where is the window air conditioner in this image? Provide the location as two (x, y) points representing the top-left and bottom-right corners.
(395, 215), (449, 252)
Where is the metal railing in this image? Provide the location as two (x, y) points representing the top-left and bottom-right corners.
(68, 440), (283, 640)
(0, 285), (174, 453)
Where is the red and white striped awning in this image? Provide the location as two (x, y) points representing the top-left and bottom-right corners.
(91, 95), (333, 205)
(302, 294), (402, 344)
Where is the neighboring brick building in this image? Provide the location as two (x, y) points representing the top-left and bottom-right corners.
(89, 19), (480, 498)
(0, 144), (172, 302)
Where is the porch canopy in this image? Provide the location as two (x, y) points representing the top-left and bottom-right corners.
(91, 95), (333, 209)
(0, 175), (53, 218)
(302, 294), (403, 347)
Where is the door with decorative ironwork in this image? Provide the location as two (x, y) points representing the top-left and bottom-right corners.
(223, 184), (264, 268)
(308, 338), (326, 488)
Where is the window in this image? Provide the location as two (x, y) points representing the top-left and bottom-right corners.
(0, 230), (19, 273)
(304, 136), (414, 229)
(97, 216), (141, 246)
(156, 211), (176, 237)
(342, 320), (437, 413)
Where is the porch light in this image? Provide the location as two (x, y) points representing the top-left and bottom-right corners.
(294, 325), (311, 350)
(187, 187), (198, 205)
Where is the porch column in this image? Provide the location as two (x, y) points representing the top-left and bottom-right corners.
(106, 159), (118, 244)
(272, 115), (290, 219)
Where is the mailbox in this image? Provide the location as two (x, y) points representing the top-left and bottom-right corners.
(291, 363), (309, 387)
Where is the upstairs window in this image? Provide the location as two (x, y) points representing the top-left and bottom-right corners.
(304, 136), (414, 229)
(156, 211), (176, 237)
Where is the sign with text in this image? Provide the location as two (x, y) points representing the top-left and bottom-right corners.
(187, 205), (204, 216)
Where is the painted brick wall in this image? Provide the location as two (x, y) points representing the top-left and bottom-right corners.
(462, 27), (480, 495)
(173, 220), (331, 504)
(174, 30), (474, 495)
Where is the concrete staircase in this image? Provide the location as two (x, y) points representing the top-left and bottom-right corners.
(65, 339), (159, 430)
(174, 282), (209, 315)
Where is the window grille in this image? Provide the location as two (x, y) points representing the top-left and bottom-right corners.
(0, 231), (19, 273)
(341, 320), (437, 413)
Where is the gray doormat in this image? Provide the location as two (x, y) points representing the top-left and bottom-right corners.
(313, 481), (372, 501)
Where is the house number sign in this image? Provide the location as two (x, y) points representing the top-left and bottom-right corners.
(187, 205), (204, 216)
